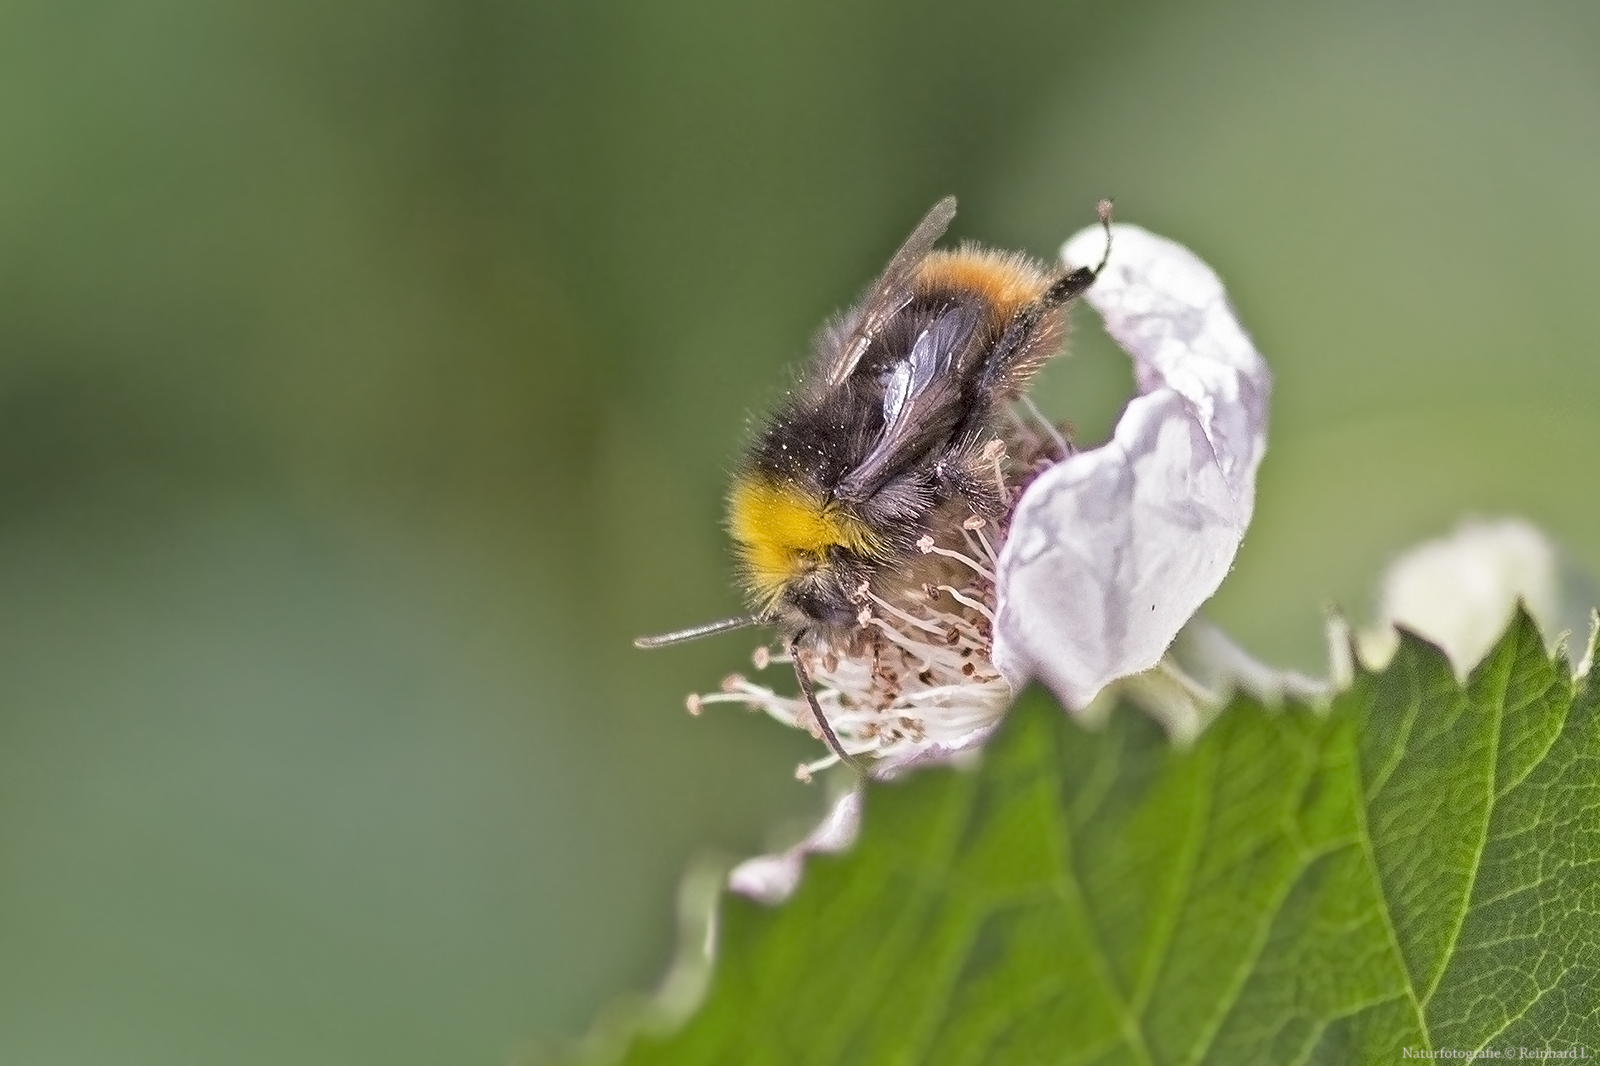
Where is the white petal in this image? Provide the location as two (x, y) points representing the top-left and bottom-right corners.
(993, 224), (1271, 711)
(727, 790), (861, 905)
(1358, 518), (1598, 676)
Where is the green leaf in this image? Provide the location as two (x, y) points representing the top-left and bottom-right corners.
(607, 611), (1600, 1064)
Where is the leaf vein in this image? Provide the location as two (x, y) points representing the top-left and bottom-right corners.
(1421, 624), (1521, 1014)
(1351, 658), (1433, 1048)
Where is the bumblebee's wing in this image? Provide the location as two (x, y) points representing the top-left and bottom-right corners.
(820, 196), (957, 388)
(834, 303), (980, 503)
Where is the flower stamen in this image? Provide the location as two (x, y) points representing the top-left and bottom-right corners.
(962, 517), (999, 565)
(915, 535), (997, 582)
(858, 588), (947, 636)
(935, 584), (995, 624)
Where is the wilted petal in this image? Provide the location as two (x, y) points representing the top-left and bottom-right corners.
(728, 790), (861, 904)
(993, 224), (1271, 710)
(1358, 518), (1599, 677)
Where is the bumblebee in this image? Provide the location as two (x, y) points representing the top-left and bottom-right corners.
(638, 197), (1112, 765)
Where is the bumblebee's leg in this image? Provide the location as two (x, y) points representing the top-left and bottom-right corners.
(1040, 259), (1101, 306)
(974, 275), (1092, 402)
(1040, 199), (1113, 308)
(790, 633), (862, 772)
(970, 201), (1114, 403)
(932, 446), (1005, 518)
(951, 304), (1062, 449)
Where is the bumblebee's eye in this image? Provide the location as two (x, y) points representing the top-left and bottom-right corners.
(784, 577), (856, 629)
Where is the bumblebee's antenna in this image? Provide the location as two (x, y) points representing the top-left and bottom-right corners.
(634, 615), (765, 648)
(789, 632), (862, 773)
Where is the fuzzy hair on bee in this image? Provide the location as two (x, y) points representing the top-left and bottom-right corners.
(638, 196), (1113, 767)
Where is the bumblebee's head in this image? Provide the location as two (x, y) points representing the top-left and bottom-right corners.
(727, 473), (885, 629)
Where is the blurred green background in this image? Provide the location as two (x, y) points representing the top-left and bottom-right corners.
(1, 0), (1597, 1061)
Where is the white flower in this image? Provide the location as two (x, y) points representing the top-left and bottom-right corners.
(727, 791), (861, 904)
(702, 223), (1270, 786)
(993, 224), (1270, 712)
(1357, 518), (1600, 677)
(714, 222), (1272, 902)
